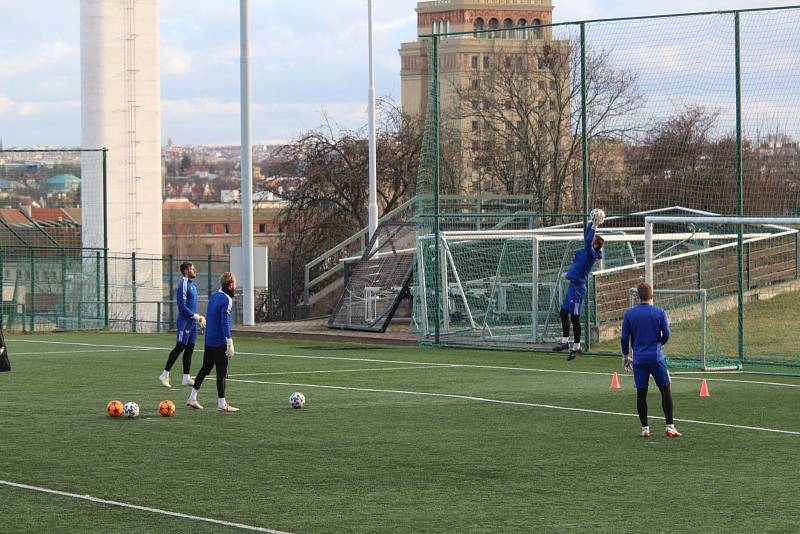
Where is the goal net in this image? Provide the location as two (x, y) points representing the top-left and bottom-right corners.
(412, 220), (718, 349)
(640, 216), (800, 370)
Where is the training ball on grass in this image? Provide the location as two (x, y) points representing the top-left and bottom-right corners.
(107, 400), (124, 417)
(158, 400), (176, 417)
(123, 402), (140, 418)
(289, 392), (305, 409)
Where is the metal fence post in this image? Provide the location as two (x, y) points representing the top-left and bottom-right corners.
(207, 254), (213, 297)
(102, 148), (109, 329)
(157, 301), (162, 333)
(131, 252), (137, 333)
(95, 251), (101, 321)
(268, 259), (274, 320)
(734, 12), (745, 364)
(61, 252), (67, 321)
(580, 22), (591, 351)
(168, 254), (174, 328)
(432, 34), (441, 346)
(29, 248), (35, 332)
(303, 266), (310, 306)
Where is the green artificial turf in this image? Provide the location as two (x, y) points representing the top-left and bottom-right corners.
(1, 332), (798, 533)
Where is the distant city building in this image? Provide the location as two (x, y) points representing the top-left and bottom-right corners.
(399, 0), (570, 193)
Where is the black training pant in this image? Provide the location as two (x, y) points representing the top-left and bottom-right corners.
(164, 342), (195, 375)
(559, 308), (582, 344)
(193, 345), (229, 399)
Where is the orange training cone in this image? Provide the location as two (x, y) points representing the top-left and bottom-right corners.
(610, 372), (620, 390)
(699, 379), (710, 397)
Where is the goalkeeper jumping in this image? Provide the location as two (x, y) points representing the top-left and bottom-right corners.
(553, 209), (605, 361)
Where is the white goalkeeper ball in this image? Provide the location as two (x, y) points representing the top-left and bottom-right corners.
(289, 392), (305, 409)
(123, 402), (140, 418)
(590, 208), (605, 226)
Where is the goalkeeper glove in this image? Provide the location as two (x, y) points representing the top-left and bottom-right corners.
(193, 314), (206, 328)
(590, 208), (605, 227)
(225, 339), (235, 358)
(623, 355), (633, 373)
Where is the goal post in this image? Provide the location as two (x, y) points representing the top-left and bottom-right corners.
(644, 216), (800, 369)
(413, 227), (705, 347)
(627, 287), (740, 372)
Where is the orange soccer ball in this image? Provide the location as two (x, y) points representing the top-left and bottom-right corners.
(158, 400), (176, 417)
(107, 400), (124, 417)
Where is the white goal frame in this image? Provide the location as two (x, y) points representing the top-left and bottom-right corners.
(416, 228), (743, 343)
(644, 216), (800, 286)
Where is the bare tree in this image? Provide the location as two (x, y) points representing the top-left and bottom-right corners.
(446, 38), (641, 222)
(268, 100), (422, 306)
(626, 105), (741, 213)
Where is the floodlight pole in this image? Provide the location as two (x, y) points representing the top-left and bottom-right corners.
(367, 0), (378, 239)
(240, 0), (255, 325)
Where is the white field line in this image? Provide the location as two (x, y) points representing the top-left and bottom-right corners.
(230, 364), (455, 377)
(12, 339), (800, 389)
(14, 348), (153, 356)
(0, 480), (290, 533)
(230, 378), (800, 436)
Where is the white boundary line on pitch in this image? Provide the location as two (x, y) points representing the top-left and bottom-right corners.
(0, 480), (290, 533)
(12, 339), (800, 389)
(230, 364), (455, 377)
(230, 378), (800, 436)
(14, 348), (153, 356)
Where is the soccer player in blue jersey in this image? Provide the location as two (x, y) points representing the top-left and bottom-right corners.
(621, 282), (681, 438)
(553, 209), (605, 361)
(159, 262), (205, 387)
(186, 272), (238, 412)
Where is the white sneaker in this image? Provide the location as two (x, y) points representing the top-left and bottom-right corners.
(186, 399), (203, 410)
(640, 427), (651, 438)
(665, 425), (682, 437)
(217, 404), (239, 413)
(159, 375), (171, 388)
(181, 375), (195, 386)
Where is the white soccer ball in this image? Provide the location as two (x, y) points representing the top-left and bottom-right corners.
(123, 402), (140, 418)
(590, 208), (605, 226)
(289, 392), (305, 409)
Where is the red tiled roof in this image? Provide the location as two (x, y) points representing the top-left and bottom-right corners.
(0, 209), (30, 224)
(30, 208), (76, 223)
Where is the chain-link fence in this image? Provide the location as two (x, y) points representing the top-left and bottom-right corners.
(414, 6), (800, 372)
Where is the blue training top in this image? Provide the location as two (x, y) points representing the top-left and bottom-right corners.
(565, 222), (603, 283)
(205, 290), (233, 348)
(620, 303), (671, 363)
(176, 277), (198, 323)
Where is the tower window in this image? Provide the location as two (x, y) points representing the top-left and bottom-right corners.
(488, 18), (499, 38)
(503, 18), (514, 39)
(473, 17), (485, 37)
(532, 19), (543, 39)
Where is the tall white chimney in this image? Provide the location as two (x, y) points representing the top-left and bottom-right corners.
(81, 0), (163, 330)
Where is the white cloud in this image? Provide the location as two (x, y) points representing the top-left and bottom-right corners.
(0, 94), (13, 113)
(0, 41), (77, 77)
(0, 95), (79, 117)
(162, 45), (193, 76)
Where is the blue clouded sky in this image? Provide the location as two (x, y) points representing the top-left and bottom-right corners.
(1, 0), (799, 147)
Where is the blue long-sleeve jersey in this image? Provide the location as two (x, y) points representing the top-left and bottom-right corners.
(205, 290), (233, 348)
(621, 303), (671, 363)
(565, 222), (603, 283)
(176, 277), (198, 322)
